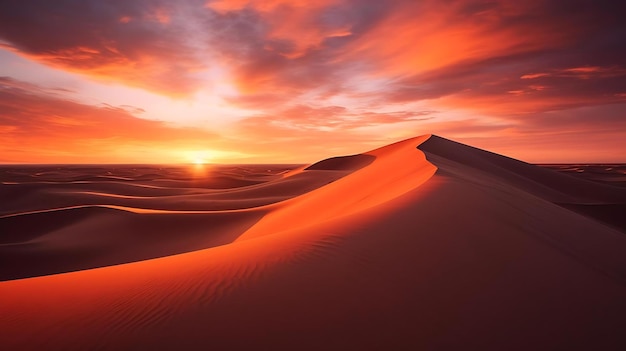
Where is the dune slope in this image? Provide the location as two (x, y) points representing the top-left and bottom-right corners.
(1, 134), (625, 350)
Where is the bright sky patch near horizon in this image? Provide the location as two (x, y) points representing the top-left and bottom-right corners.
(0, 0), (625, 164)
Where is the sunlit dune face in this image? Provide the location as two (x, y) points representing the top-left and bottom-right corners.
(191, 161), (208, 178)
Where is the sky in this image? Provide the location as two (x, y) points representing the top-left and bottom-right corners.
(0, 0), (625, 164)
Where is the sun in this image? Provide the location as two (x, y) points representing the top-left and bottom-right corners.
(186, 150), (214, 166)
(181, 148), (248, 165)
(193, 157), (206, 165)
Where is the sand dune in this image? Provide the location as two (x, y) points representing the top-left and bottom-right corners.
(1, 135), (625, 350)
(419, 135), (626, 203)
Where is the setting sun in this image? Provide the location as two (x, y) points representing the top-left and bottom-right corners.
(193, 158), (206, 165)
(185, 150), (213, 165)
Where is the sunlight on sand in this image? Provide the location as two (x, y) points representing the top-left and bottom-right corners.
(190, 162), (209, 178)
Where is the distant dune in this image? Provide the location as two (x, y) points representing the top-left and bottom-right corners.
(1, 135), (626, 350)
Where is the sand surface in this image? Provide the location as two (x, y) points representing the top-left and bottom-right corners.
(1, 135), (625, 350)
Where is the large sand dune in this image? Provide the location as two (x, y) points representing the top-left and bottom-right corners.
(1, 135), (625, 350)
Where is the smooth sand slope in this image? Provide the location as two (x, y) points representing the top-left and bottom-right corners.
(1, 135), (625, 350)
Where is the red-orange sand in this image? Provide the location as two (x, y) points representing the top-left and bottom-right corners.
(1, 135), (626, 350)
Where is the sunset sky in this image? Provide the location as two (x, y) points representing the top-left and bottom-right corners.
(1, 0), (625, 164)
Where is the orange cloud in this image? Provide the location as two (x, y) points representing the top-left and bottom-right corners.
(521, 66), (626, 80)
(341, 1), (562, 77)
(0, 77), (220, 163)
(238, 105), (435, 132)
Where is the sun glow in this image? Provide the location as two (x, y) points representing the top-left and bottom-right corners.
(185, 150), (212, 178)
(176, 148), (253, 165)
(193, 157), (206, 165)
(187, 150), (213, 165)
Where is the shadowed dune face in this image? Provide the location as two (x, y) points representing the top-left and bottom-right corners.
(540, 164), (626, 188)
(1, 135), (626, 350)
(419, 135), (626, 232)
(305, 154), (375, 170)
(0, 207), (266, 281)
(418, 135), (626, 203)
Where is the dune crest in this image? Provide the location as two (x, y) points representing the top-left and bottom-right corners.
(1, 134), (626, 350)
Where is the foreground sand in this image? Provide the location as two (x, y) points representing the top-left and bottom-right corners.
(1, 135), (625, 350)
